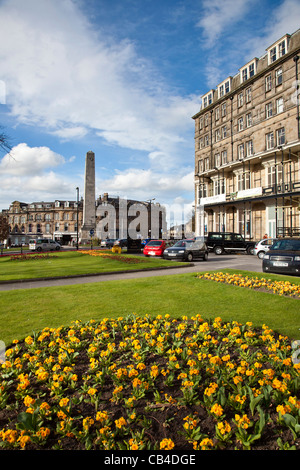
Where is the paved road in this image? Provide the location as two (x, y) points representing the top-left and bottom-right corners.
(0, 253), (263, 291)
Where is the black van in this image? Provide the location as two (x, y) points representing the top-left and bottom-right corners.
(204, 232), (256, 255)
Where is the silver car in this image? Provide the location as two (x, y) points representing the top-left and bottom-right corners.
(253, 238), (277, 259)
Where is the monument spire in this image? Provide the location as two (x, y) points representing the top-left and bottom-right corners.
(81, 150), (96, 242)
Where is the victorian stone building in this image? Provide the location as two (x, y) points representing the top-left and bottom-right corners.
(4, 199), (83, 246)
(193, 29), (300, 240)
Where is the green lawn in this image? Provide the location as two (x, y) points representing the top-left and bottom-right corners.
(0, 270), (299, 345)
(0, 250), (184, 281)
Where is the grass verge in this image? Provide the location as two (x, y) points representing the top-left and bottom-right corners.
(0, 271), (299, 345)
(0, 250), (184, 281)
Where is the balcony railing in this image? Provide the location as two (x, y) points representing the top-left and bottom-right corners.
(199, 179), (300, 206)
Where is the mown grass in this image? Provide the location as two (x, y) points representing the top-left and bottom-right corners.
(0, 251), (184, 281)
(0, 270), (299, 345)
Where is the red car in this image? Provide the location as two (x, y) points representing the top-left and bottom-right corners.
(143, 240), (166, 257)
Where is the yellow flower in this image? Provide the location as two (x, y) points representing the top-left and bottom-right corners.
(160, 438), (175, 450)
(210, 403), (223, 417)
(115, 417), (127, 429)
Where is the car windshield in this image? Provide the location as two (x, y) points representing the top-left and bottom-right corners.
(271, 239), (300, 251)
(172, 240), (193, 248)
(147, 241), (162, 246)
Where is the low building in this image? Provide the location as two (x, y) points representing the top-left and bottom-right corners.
(5, 199), (83, 246)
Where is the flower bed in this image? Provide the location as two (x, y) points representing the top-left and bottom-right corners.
(0, 314), (299, 450)
(197, 272), (300, 298)
(80, 250), (147, 264)
(9, 254), (59, 262)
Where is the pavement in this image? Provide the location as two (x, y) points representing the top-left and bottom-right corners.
(0, 253), (263, 291)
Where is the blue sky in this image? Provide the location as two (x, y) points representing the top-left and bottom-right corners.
(0, 0), (299, 222)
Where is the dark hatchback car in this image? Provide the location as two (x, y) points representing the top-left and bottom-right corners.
(262, 238), (300, 275)
(163, 238), (208, 262)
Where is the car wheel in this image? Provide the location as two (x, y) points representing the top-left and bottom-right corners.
(247, 246), (254, 255)
(37, 247), (42, 252)
(187, 252), (193, 262)
(203, 252), (208, 261)
(214, 246), (223, 255)
(257, 251), (265, 259)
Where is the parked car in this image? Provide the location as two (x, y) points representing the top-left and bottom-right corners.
(163, 238), (208, 262)
(101, 239), (117, 248)
(262, 238), (300, 275)
(114, 238), (128, 248)
(254, 238), (278, 259)
(143, 240), (166, 257)
(29, 239), (61, 251)
(205, 232), (256, 255)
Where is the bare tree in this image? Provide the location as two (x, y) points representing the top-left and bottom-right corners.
(0, 215), (9, 242)
(0, 126), (12, 154)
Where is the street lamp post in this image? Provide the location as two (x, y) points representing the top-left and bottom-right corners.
(76, 187), (79, 250)
(147, 198), (155, 238)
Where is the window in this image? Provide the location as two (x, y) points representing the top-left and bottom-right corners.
(246, 140), (253, 157)
(218, 79), (231, 98)
(246, 113), (252, 128)
(221, 150), (227, 165)
(266, 102), (272, 119)
(266, 132), (274, 150)
(215, 128), (220, 142)
(221, 102), (227, 117)
(64, 223), (69, 232)
(203, 92), (213, 108)
(238, 144), (244, 160)
(275, 68), (283, 86)
(270, 47), (277, 63)
(238, 117), (244, 131)
(55, 201), (60, 208)
(198, 160), (204, 173)
(215, 153), (220, 167)
(245, 87), (251, 103)
(267, 166), (282, 186)
(45, 224), (50, 233)
(37, 224), (41, 233)
(267, 36), (288, 65)
(238, 93), (243, 107)
(199, 183), (207, 199)
(277, 127), (285, 146)
(55, 223), (59, 231)
(240, 61), (256, 83)
(205, 135), (209, 146)
(28, 224), (32, 233)
(278, 40), (286, 57)
(199, 118), (203, 130)
(215, 107), (219, 121)
(276, 97), (284, 114)
(204, 114), (209, 126)
(222, 125), (227, 139)
(265, 74), (272, 92)
(199, 137), (204, 149)
(204, 158), (209, 170)
(64, 213), (69, 221)
(45, 213), (51, 221)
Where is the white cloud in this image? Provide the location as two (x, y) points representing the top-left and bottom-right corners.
(97, 168), (194, 204)
(197, 0), (254, 47)
(0, 0), (198, 158)
(0, 143), (65, 175)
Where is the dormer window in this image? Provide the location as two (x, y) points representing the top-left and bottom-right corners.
(55, 201), (60, 208)
(202, 91), (213, 109)
(218, 78), (231, 99)
(267, 35), (289, 64)
(240, 59), (257, 83)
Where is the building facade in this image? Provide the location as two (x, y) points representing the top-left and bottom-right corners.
(5, 199), (83, 246)
(3, 193), (167, 245)
(193, 29), (300, 240)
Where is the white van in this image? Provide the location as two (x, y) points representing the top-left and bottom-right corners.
(29, 239), (61, 252)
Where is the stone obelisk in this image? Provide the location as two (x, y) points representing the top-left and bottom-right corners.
(81, 151), (96, 242)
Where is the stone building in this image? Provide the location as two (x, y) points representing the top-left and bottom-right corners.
(193, 29), (300, 240)
(5, 199), (83, 246)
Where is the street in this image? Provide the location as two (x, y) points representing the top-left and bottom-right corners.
(0, 253), (263, 291)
